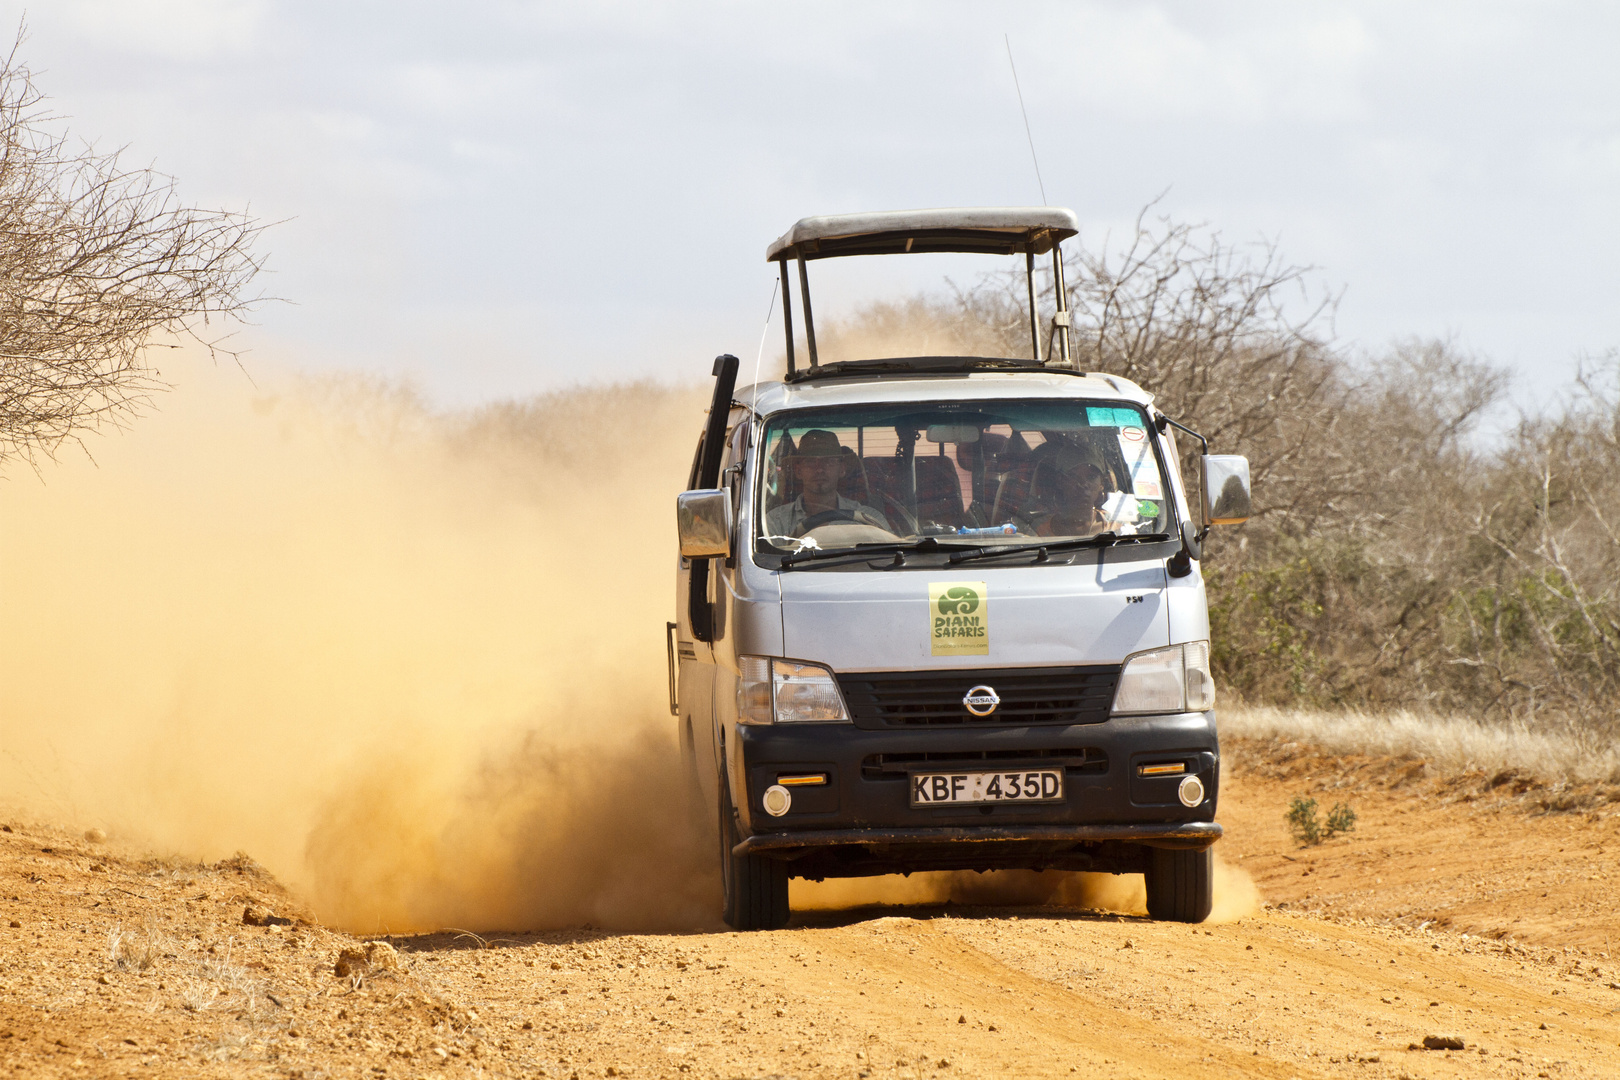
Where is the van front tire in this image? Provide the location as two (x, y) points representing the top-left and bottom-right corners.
(719, 786), (790, 931)
(1144, 846), (1213, 923)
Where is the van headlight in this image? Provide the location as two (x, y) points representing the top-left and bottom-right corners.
(737, 656), (851, 725)
(1112, 641), (1215, 715)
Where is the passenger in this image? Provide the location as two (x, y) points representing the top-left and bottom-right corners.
(765, 429), (892, 537)
(1018, 442), (1111, 537)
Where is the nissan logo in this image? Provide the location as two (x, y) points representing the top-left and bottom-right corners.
(962, 684), (1000, 716)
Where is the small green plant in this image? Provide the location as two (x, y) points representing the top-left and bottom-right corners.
(1286, 796), (1323, 845)
(1286, 795), (1357, 846)
(1325, 801), (1358, 835)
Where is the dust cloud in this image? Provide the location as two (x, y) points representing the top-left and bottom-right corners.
(0, 353), (714, 932)
(794, 854), (1260, 922)
(794, 870), (1142, 914)
(0, 351), (1261, 933)
(759, 296), (1011, 376)
(1209, 856), (1263, 922)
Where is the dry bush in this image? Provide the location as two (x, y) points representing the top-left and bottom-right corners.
(1205, 343), (1507, 705)
(0, 33), (264, 467)
(107, 921), (173, 972)
(1206, 355), (1618, 736)
(1453, 362), (1620, 728)
(178, 940), (267, 1019)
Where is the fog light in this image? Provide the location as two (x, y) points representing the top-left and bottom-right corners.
(1178, 775), (1205, 807)
(762, 784), (792, 817)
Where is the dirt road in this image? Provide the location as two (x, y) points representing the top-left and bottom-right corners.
(3, 737), (1618, 1079)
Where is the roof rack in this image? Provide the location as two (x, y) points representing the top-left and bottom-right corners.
(767, 207), (1078, 262)
(767, 207), (1080, 377)
(782, 355), (1089, 385)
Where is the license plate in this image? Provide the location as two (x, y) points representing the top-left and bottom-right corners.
(910, 769), (1064, 806)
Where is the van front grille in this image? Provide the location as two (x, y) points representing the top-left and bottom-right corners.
(861, 748), (1108, 780)
(837, 666), (1121, 727)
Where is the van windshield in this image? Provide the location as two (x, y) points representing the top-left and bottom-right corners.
(756, 399), (1175, 554)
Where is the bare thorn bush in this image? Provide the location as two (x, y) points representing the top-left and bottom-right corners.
(0, 31), (266, 468)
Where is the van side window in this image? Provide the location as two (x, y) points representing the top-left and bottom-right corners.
(686, 432), (705, 491)
(724, 415), (751, 488)
(726, 416), (750, 468)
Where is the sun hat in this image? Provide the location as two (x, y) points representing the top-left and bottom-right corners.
(793, 429), (845, 457)
(1052, 440), (1107, 475)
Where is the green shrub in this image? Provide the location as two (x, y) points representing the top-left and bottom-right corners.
(1324, 801), (1358, 836)
(1286, 795), (1357, 846)
(1285, 796), (1322, 845)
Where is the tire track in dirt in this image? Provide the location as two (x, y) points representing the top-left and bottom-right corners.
(796, 916), (1314, 1078)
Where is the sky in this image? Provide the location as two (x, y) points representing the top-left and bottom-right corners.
(6, 1), (1618, 409)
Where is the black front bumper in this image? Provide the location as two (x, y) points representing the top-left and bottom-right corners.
(730, 711), (1220, 879)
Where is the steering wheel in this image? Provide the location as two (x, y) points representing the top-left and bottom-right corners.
(801, 509), (858, 531)
(879, 494), (919, 537)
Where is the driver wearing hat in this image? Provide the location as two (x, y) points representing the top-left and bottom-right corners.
(765, 429), (892, 538)
(1018, 440), (1114, 537)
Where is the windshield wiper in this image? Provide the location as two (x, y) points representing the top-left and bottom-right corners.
(778, 536), (965, 568)
(945, 532), (1172, 566)
(776, 531), (1172, 570)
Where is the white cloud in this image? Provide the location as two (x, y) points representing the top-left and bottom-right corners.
(60, 0), (266, 58)
(388, 61), (549, 122)
(1011, 5), (1373, 126)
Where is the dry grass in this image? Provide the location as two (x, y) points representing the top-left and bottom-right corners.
(200, 1031), (254, 1063)
(174, 940), (272, 1021)
(107, 922), (171, 973)
(178, 974), (221, 1013)
(1221, 703), (1620, 785)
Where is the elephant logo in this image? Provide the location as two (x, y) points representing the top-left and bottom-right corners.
(937, 586), (980, 616)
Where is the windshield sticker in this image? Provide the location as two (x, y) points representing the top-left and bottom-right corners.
(929, 581), (989, 656)
(1086, 406), (1141, 428)
(1118, 430), (1157, 487)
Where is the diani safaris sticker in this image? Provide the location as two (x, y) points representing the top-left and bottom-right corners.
(929, 581), (988, 656)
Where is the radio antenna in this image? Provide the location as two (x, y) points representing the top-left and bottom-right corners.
(750, 276), (779, 412)
(1004, 34), (1047, 205)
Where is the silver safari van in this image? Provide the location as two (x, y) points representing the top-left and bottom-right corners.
(671, 209), (1252, 930)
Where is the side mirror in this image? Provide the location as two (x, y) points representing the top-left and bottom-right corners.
(1201, 455), (1252, 525)
(677, 488), (733, 558)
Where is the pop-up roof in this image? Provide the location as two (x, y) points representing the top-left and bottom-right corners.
(766, 206), (1081, 378)
(766, 207), (1080, 262)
